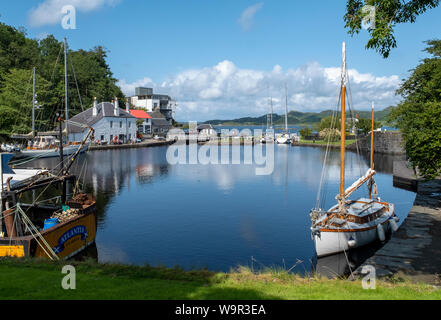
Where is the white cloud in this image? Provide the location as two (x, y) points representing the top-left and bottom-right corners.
(117, 60), (401, 122)
(238, 2), (264, 31)
(28, 0), (120, 27)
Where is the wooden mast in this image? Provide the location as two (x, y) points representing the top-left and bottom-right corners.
(340, 42), (347, 199)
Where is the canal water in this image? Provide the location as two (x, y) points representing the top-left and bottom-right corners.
(26, 144), (415, 275)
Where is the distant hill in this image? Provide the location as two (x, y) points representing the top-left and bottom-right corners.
(203, 106), (395, 126)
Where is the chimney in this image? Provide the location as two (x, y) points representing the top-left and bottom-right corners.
(126, 98), (130, 113)
(114, 98), (120, 117)
(92, 97), (98, 116)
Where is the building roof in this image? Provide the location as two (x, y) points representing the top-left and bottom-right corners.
(152, 118), (172, 128)
(147, 111), (167, 119)
(67, 102), (135, 134)
(197, 124), (214, 131)
(130, 109), (152, 119)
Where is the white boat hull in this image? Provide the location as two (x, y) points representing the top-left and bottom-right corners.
(16, 144), (89, 160)
(313, 204), (395, 257)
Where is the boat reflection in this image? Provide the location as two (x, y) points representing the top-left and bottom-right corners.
(314, 240), (385, 278)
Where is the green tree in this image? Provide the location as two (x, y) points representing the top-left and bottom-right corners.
(0, 68), (56, 135)
(319, 116), (341, 131)
(356, 118), (381, 135)
(0, 23), (126, 138)
(389, 40), (441, 179)
(344, 0), (440, 58)
(299, 127), (312, 138)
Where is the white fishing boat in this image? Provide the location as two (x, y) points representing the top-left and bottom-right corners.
(15, 136), (88, 160)
(310, 42), (399, 258)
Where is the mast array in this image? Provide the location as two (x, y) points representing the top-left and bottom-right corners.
(284, 83), (288, 133)
(64, 38), (69, 135)
(32, 67), (36, 135)
(339, 42), (347, 199)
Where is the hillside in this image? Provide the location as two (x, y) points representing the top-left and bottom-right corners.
(204, 106), (395, 126)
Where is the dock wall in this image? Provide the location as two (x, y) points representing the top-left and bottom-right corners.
(348, 132), (405, 155)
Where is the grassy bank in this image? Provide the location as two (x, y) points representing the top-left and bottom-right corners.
(0, 258), (439, 300)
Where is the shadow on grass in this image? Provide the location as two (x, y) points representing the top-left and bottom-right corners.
(0, 258), (283, 300)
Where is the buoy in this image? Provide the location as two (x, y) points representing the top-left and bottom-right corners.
(348, 237), (356, 248)
(389, 218), (399, 232)
(377, 223), (386, 241)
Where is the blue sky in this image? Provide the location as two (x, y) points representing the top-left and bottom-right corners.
(1, 1), (440, 121)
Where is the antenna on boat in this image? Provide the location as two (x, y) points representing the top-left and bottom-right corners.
(64, 38), (69, 136)
(339, 42), (347, 202)
(370, 101), (375, 199)
(285, 83), (288, 133)
(32, 67), (36, 135)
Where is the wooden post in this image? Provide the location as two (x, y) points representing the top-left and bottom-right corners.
(4, 178), (16, 238)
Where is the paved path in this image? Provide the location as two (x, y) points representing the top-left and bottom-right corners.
(354, 180), (441, 284)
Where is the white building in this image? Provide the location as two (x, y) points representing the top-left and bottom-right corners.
(129, 109), (152, 134)
(68, 98), (137, 144)
(129, 87), (176, 122)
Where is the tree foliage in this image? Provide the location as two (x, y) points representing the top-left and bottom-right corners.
(299, 127), (312, 138)
(344, 0), (440, 58)
(0, 22), (125, 138)
(318, 116), (342, 132)
(356, 118), (381, 135)
(389, 40), (441, 179)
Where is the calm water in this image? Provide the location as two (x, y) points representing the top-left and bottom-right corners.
(25, 144), (415, 274)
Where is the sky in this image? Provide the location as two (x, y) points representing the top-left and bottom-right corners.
(0, 0), (440, 121)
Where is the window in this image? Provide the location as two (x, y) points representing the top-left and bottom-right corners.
(100, 135), (104, 141)
(129, 122), (131, 128)
(110, 121), (113, 128)
(129, 134), (131, 140)
(110, 135), (113, 142)
(120, 121), (122, 128)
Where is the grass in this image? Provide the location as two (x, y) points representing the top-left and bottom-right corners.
(0, 258), (439, 300)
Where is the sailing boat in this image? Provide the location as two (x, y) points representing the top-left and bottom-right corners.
(276, 84), (290, 144)
(261, 96), (275, 144)
(1, 121), (97, 260)
(12, 39), (88, 161)
(310, 42), (399, 257)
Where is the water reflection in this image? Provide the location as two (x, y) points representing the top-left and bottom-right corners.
(20, 145), (415, 275)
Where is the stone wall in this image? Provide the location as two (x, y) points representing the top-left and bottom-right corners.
(348, 132), (405, 155)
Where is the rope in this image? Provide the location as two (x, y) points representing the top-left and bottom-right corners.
(16, 204), (59, 260)
(69, 54), (84, 112)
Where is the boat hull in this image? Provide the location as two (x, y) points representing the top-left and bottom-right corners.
(313, 212), (394, 257)
(14, 144), (88, 160)
(0, 204), (97, 260)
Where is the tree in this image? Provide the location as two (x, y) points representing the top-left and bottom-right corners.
(0, 68), (56, 134)
(356, 118), (381, 135)
(0, 23), (126, 137)
(319, 116), (341, 132)
(389, 40), (441, 179)
(299, 127), (312, 138)
(344, 0), (440, 58)
(319, 128), (341, 142)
